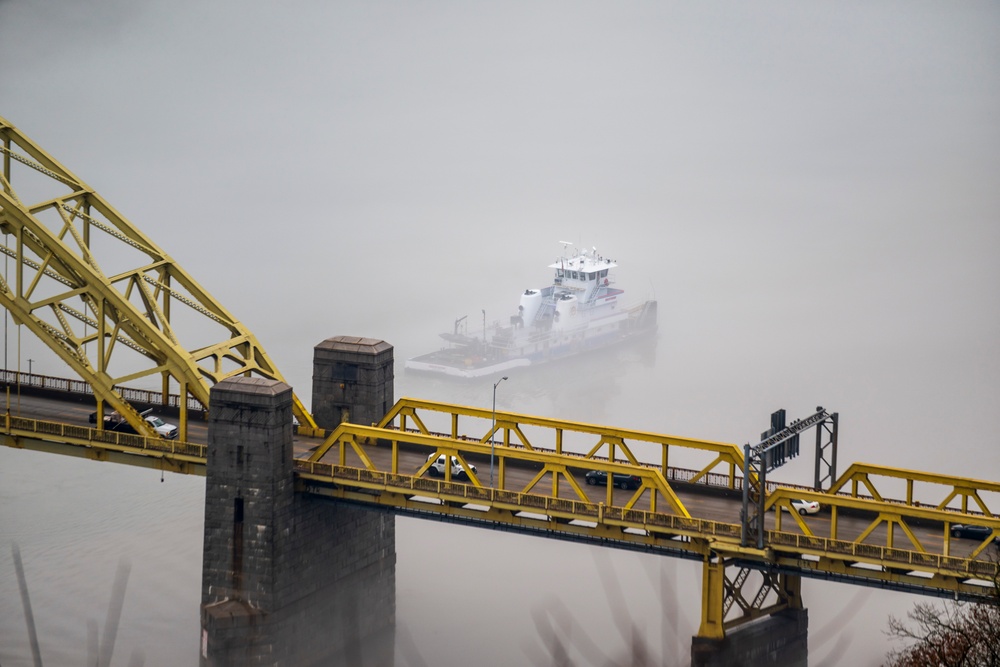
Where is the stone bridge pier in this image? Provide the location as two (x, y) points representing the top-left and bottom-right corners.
(200, 336), (396, 666)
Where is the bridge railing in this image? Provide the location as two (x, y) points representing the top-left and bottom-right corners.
(766, 530), (999, 581)
(1, 370), (206, 413)
(4, 413), (207, 459)
(2, 370), (94, 395)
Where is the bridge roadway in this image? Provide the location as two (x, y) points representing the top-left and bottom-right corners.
(4, 390), (989, 566)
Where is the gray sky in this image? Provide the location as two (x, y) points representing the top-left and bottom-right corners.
(2, 2), (999, 664)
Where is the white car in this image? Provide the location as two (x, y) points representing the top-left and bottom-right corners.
(790, 499), (820, 515)
(426, 453), (476, 480)
(144, 415), (179, 440)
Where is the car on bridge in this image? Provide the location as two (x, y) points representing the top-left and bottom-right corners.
(790, 499), (821, 515)
(89, 410), (179, 439)
(426, 453), (477, 480)
(584, 470), (642, 490)
(950, 524), (998, 542)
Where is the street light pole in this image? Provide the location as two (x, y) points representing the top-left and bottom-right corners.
(490, 375), (508, 487)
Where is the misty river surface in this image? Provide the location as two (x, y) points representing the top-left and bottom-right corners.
(2, 336), (995, 667)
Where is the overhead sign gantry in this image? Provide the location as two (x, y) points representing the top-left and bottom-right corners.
(741, 407), (839, 549)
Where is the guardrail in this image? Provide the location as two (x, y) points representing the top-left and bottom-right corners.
(1, 370), (206, 413)
(3, 413), (207, 459)
(767, 530), (999, 581)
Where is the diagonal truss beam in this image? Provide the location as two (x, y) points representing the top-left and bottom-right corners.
(307, 421), (693, 517)
(765, 487), (1000, 557)
(829, 462), (1000, 517)
(379, 396), (748, 485)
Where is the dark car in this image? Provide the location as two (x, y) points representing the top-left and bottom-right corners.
(950, 524), (998, 541)
(584, 470), (642, 490)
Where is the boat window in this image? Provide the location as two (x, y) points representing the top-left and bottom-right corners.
(587, 272), (595, 281)
(556, 269), (564, 278)
(571, 271), (578, 279)
(600, 269), (608, 278)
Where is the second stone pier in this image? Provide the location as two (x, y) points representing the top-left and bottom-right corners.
(200, 336), (397, 666)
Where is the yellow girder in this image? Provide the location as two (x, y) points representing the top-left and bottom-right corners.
(0, 116), (316, 436)
(766, 486), (1000, 557)
(379, 397), (748, 489)
(708, 561), (801, 637)
(829, 462), (1000, 516)
(308, 421), (693, 517)
(0, 412), (207, 475)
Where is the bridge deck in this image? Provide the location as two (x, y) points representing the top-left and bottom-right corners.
(2, 391), (997, 604)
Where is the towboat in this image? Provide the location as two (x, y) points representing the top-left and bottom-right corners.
(405, 243), (657, 378)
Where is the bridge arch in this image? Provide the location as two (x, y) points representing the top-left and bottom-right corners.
(0, 116), (315, 438)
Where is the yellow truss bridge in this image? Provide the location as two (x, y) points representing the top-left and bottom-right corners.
(3, 396), (998, 638)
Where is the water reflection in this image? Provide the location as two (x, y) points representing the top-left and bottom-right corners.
(401, 334), (659, 426)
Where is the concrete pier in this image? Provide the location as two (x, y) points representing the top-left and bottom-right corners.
(200, 335), (396, 665)
(312, 336), (394, 428)
(691, 608), (809, 667)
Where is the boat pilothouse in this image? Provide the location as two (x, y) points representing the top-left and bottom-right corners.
(515, 246), (623, 334)
(405, 242), (657, 378)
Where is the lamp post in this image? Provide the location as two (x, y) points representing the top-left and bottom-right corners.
(490, 375), (508, 487)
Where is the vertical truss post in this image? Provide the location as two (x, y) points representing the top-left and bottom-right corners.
(813, 412), (839, 491)
(741, 445), (751, 547)
(698, 555), (727, 640)
(780, 571), (803, 610)
(698, 556), (805, 640)
(741, 443), (766, 549)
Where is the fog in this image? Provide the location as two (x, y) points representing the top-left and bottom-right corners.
(1, 2), (999, 665)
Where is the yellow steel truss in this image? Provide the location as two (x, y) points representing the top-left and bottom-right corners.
(1, 412), (207, 475)
(829, 462), (1000, 516)
(3, 405), (998, 608)
(378, 397), (749, 489)
(307, 421), (693, 516)
(0, 116), (316, 437)
(698, 556), (803, 640)
(767, 487), (1000, 560)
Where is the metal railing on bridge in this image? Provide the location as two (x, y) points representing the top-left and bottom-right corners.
(1, 370), (207, 414)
